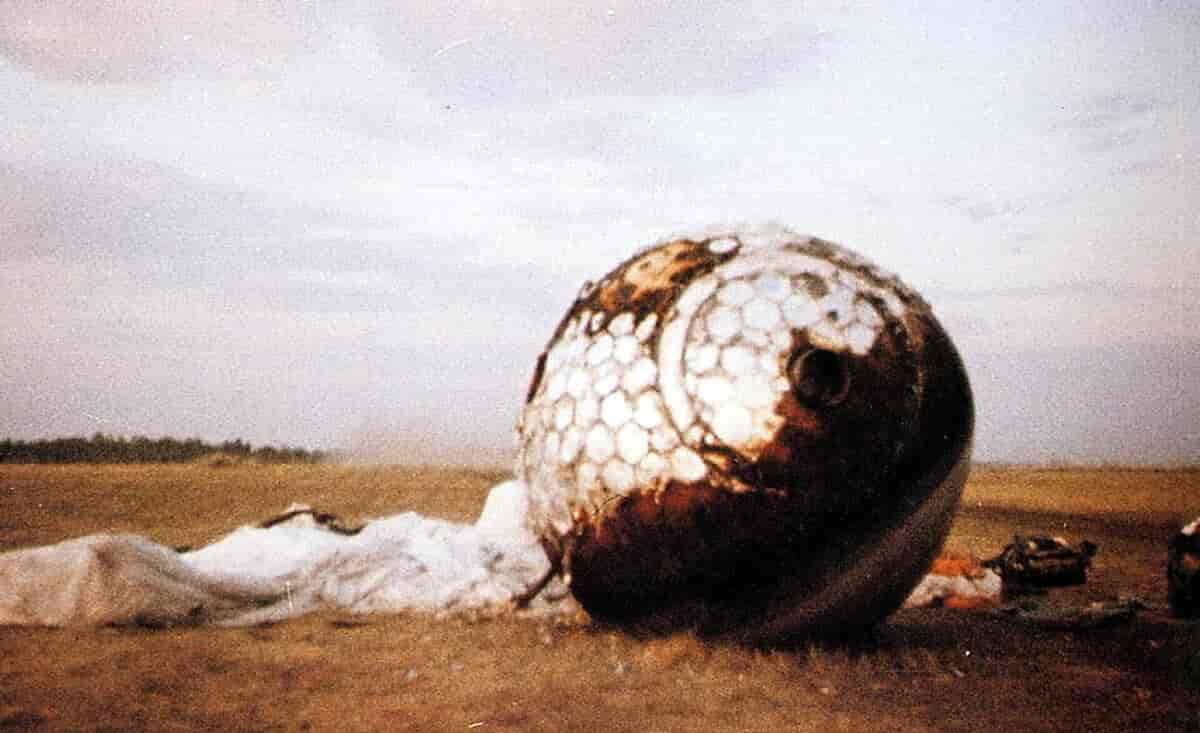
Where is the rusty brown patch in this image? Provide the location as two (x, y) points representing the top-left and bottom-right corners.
(658, 480), (724, 528)
(797, 272), (829, 299)
(591, 240), (729, 319)
(565, 479), (805, 624)
(733, 320), (917, 510)
(793, 236), (837, 259)
(541, 239), (738, 351)
(756, 392), (821, 469)
(630, 490), (663, 526)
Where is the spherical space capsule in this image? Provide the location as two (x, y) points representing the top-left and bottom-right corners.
(515, 224), (974, 643)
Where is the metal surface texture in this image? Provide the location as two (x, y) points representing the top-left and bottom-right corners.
(1168, 518), (1200, 618)
(515, 223), (974, 642)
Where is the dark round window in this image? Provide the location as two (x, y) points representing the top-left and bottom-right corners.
(787, 348), (850, 407)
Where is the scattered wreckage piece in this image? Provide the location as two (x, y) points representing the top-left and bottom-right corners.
(517, 223), (974, 643)
(983, 535), (1097, 591)
(1168, 517), (1200, 619)
(257, 503), (366, 536)
(903, 555), (1002, 610)
(993, 598), (1144, 631)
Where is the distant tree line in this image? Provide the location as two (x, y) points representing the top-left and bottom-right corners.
(0, 433), (325, 465)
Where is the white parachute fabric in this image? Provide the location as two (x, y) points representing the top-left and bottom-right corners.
(902, 566), (1002, 609)
(0, 480), (568, 627)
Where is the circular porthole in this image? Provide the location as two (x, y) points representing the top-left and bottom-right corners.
(787, 348), (851, 407)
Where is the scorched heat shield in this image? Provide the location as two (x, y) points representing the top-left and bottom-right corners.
(515, 224), (974, 643)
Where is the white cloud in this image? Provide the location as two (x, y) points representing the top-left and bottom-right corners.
(1, 1), (1197, 462)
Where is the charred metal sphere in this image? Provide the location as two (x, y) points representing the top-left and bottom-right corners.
(515, 224), (974, 643)
(1168, 518), (1200, 618)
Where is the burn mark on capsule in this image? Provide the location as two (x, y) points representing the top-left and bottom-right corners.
(525, 352), (547, 405)
(566, 478), (825, 629)
(595, 240), (735, 318)
(734, 323), (920, 514)
(541, 239), (739, 351)
(784, 236), (925, 309)
(797, 273), (828, 299)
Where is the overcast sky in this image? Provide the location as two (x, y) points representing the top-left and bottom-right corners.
(2, 1), (1197, 466)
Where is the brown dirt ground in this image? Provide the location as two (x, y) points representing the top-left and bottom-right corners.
(1, 464), (1198, 732)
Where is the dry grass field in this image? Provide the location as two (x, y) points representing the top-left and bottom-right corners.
(1, 463), (1198, 732)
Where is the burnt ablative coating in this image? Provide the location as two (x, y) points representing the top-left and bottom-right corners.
(515, 224), (974, 642)
(1168, 519), (1200, 618)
